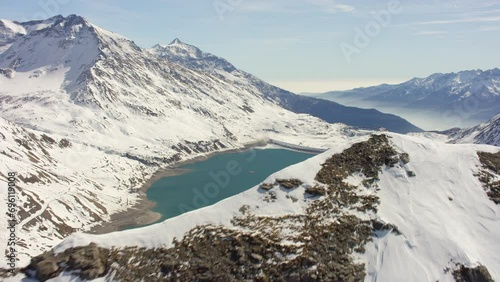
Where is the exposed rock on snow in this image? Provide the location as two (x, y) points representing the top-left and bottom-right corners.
(452, 264), (494, 282)
(476, 151), (500, 204)
(21, 135), (406, 281)
(275, 178), (303, 189)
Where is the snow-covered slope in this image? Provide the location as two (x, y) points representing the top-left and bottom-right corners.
(1, 14), (498, 281)
(450, 113), (500, 146)
(0, 20), (25, 53)
(0, 117), (156, 265)
(315, 69), (500, 130)
(0, 14), (360, 266)
(150, 38), (237, 73)
(149, 39), (422, 134)
(0, 16), (65, 53)
(14, 133), (500, 282)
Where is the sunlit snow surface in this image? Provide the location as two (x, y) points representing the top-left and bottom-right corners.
(53, 133), (500, 282)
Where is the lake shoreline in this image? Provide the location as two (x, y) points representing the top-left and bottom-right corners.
(88, 139), (270, 234)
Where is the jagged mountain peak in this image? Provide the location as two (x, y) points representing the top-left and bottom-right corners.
(408, 68), (499, 87)
(169, 37), (184, 45)
(150, 38), (237, 73)
(152, 38), (203, 57)
(0, 14), (142, 74)
(0, 15), (101, 73)
(150, 38), (189, 49)
(24, 14), (65, 25)
(1, 14), (90, 36)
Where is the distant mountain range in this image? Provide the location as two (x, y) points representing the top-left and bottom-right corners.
(314, 69), (500, 130)
(449, 113), (500, 146)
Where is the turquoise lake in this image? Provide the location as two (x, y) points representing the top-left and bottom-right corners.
(142, 148), (315, 226)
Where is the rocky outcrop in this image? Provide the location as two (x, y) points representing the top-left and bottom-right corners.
(259, 183), (274, 190)
(27, 243), (107, 281)
(304, 185), (326, 196)
(0, 68), (13, 78)
(453, 264), (494, 282)
(276, 179), (303, 189)
(477, 151), (500, 204)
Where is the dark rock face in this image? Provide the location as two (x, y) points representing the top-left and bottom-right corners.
(58, 138), (71, 148)
(371, 220), (401, 236)
(478, 151), (500, 174)
(0, 68), (14, 78)
(171, 139), (228, 155)
(316, 134), (400, 184)
(261, 179), (304, 190)
(400, 153), (410, 164)
(477, 151), (500, 204)
(22, 135), (409, 281)
(259, 183), (274, 190)
(276, 178), (303, 189)
(67, 243), (106, 280)
(304, 186), (326, 196)
(453, 264), (494, 282)
(35, 259), (60, 281)
(26, 243), (108, 281)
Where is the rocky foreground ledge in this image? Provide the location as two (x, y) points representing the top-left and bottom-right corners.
(2, 135), (496, 282)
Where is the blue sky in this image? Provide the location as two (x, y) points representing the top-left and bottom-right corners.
(1, 0), (499, 92)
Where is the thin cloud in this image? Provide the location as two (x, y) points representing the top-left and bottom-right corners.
(478, 26), (500, 31)
(415, 15), (500, 25)
(470, 9), (500, 15)
(416, 30), (449, 35)
(306, 0), (355, 13)
(239, 0), (355, 14)
(329, 4), (356, 13)
(239, 2), (294, 13)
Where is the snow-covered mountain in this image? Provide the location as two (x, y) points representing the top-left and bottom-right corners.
(8, 133), (500, 282)
(149, 38), (422, 134)
(0, 16), (65, 53)
(314, 69), (500, 130)
(0, 14), (415, 268)
(0, 14), (333, 266)
(0, 14), (498, 281)
(450, 113), (500, 146)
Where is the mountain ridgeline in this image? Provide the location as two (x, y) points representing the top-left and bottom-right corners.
(0, 15), (421, 134)
(315, 69), (500, 129)
(150, 40), (422, 133)
(449, 113), (500, 146)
